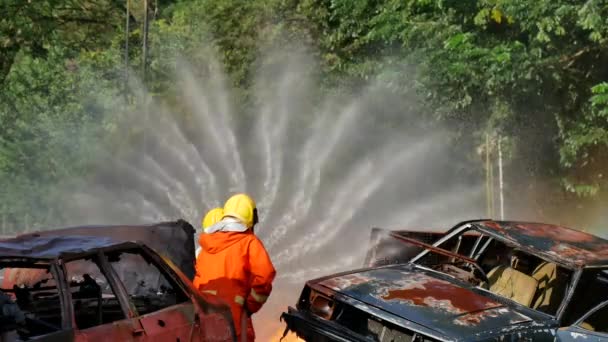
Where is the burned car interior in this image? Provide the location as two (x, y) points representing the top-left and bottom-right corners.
(283, 220), (608, 341)
(64, 255), (128, 330)
(409, 229), (573, 317)
(397, 221), (608, 330)
(104, 248), (189, 316)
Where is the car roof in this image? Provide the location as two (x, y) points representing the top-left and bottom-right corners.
(471, 220), (608, 268)
(0, 220), (196, 277)
(0, 234), (140, 260)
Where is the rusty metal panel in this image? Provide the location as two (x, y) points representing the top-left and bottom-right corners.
(74, 318), (144, 342)
(316, 265), (552, 339)
(199, 311), (235, 342)
(137, 302), (235, 342)
(476, 221), (608, 267)
(138, 303), (196, 340)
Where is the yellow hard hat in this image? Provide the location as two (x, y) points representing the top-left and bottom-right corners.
(222, 193), (258, 228)
(202, 207), (224, 232)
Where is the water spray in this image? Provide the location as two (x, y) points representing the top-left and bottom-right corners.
(64, 49), (484, 340)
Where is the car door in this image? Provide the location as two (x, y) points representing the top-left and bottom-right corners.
(104, 247), (204, 341)
(60, 253), (146, 342)
(556, 300), (608, 341)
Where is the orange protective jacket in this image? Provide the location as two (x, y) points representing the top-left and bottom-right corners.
(193, 230), (276, 341)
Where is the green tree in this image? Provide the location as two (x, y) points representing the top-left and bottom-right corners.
(291, 0), (608, 193)
(0, 44), (123, 231)
(0, 0), (134, 84)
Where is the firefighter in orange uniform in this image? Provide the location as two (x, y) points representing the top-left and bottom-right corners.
(194, 207), (225, 259)
(194, 194), (276, 342)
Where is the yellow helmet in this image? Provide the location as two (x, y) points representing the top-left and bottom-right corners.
(202, 207), (224, 232)
(222, 193), (258, 228)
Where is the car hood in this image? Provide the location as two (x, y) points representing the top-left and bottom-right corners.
(315, 265), (552, 338)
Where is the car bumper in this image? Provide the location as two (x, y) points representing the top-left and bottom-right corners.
(281, 307), (368, 342)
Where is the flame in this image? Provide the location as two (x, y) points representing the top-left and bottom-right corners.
(269, 329), (303, 342)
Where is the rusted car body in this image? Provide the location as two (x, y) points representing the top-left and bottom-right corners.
(282, 220), (608, 341)
(0, 220), (236, 341)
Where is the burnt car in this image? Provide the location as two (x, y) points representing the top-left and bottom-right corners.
(282, 219), (608, 341)
(0, 220), (235, 341)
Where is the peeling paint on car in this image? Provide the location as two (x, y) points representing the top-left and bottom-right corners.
(318, 274), (372, 292)
(477, 221), (608, 267)
(379, 275), (499, 315)
(570, 331), (589, 339)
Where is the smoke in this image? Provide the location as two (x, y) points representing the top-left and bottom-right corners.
(53, 47), (487, 340)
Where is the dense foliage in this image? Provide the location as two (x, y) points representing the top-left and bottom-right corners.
(0, 0), (607, 231)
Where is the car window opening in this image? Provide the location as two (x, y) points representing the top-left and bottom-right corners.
(64, 257), (127, 330)
(578, 300), (608, 333)
(106, 249), (189, 316)
(562, 269), (608, 327)
(0, 259), (63, 340)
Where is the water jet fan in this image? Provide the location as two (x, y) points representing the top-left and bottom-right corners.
(64, 48), (484, 340)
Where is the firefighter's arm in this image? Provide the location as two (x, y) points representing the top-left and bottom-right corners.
(246, 236), (276, 314)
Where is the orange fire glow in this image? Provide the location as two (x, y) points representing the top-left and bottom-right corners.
(269, 329), (303, 342)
